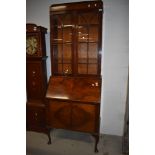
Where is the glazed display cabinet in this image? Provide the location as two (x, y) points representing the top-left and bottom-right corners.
(50, 1), (102, 76)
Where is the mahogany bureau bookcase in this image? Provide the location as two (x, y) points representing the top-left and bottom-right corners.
(46, 1), (103, 152)
(26, 23), (51, 144)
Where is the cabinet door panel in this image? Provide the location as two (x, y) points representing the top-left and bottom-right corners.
(48, 101), (71, 129)
(27, 106), (46, 128)
(26, 62), (45, 99)
(71, 103), (98, 133)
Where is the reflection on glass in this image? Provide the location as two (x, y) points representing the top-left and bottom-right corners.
(63, 64), (72, 74)
(53, 26), (62, 43)
(63, 27), (72, 42)
(78, 26), (88, 42)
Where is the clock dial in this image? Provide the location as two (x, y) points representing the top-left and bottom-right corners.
(26, 36), (38, 55)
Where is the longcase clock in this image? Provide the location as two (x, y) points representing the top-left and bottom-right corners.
(26, 23), (51, 144)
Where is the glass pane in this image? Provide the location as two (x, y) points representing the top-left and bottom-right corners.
(63, 14), (72, 26)
(78, 26), (88, 42)
(63, 27), (72, 42)
(88, 64), (97, 74)
(78, 13), (99, 25)
(88, 43), (98, 63)
(52, 15), (62, 26)
(63, 64), (72, 74)
(78, 64), (87, 74)
(78, 43), (87, 63)
(52, 15), (63, 43)
(58, 64), (63, 74)
(63, 44), (72, 63)
(90, 13), (99, 24)
(53, 45), (63, 63)
(89, 26), (98, 42)
(53, 26), (62, 43)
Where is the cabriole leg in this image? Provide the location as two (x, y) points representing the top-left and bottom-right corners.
(92, 134), (99, 153)
(47, 129), (51, 144)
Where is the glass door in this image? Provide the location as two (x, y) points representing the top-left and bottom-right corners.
(77, 12), (99, 75)
(51, 14), (73, 75)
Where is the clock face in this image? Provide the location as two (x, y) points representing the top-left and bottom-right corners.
(26, 36), (38, 55)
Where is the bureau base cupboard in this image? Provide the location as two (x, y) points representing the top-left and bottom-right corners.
(46, 76), (101, 152)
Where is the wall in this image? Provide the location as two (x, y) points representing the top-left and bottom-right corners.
(26, 0), (129, 136)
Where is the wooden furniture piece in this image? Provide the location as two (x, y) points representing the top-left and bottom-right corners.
(50, 0), (103, 76)
(46, 76), (101, 152)
(26, 23), (51, 144)
(46, 1), (103, 152)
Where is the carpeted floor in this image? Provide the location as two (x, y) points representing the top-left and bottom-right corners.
(27, 129), (123, 155)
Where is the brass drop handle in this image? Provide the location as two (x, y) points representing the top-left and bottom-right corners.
(95, 82), (99, 86)
(35, 112), (38, 116)
(91, 83), (95, 87)
(91, 82), (99, 87)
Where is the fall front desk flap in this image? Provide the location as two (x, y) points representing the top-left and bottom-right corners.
(46, 76), (101, 103)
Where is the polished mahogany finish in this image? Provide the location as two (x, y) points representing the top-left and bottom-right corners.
(46, 76), (101, 133)
(26, 59), (47, 100)
(26, 100), (46, 131)
(46, 76), (102, 152)
(47, 1), (103, 152)
(46, 76), (101, 103)
(26, 24), (51, 144)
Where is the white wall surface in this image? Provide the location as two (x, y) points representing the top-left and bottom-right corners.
(27, 0), (129, 136)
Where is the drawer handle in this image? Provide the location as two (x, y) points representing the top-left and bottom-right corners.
(95, 82), (99, 86)
(91, 82), (99, 87)
(91, 83), (95, 87)
(35, 112), (38, 116)
(88, 4), (90, 7)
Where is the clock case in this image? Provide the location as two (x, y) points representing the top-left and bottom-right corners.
(26, 24), (47, 57)
(26, 24), (51, 144)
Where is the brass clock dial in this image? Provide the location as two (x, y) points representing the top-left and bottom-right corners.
(26, 36), (38, 55)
